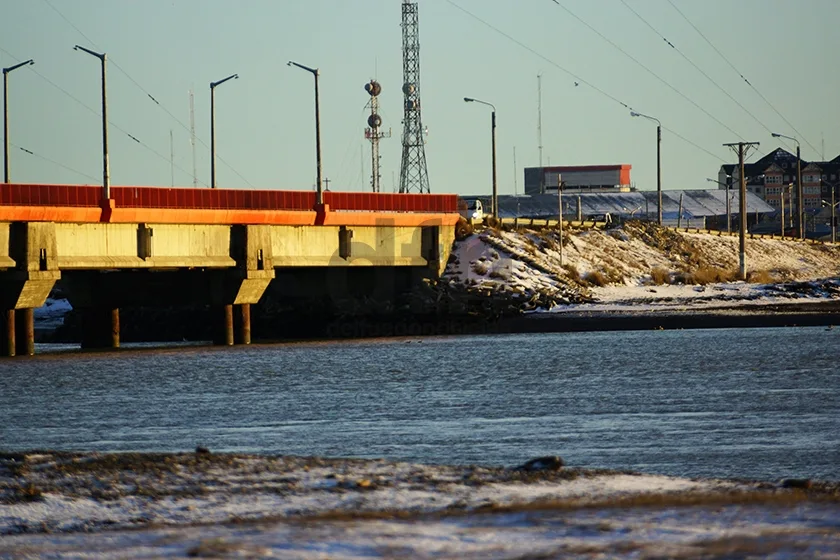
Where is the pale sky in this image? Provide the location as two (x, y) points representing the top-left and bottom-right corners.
(1, 0), (838, 196)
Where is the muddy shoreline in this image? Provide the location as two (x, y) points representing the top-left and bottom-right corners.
(38, 299), (840, 345)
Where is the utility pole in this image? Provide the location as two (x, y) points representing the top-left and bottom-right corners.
(74, 46), (110, 200)
(557, 175), (564, 266)
(724, 141), (760, 281)
(772, 133), (804, 239)
(537, 73), (544, 193)
(3, 59), (34, 183)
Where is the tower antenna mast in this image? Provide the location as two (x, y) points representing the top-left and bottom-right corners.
(188, 88), (198, 187)
(365, 80), (391, 192)
(398, 0), (430, 193)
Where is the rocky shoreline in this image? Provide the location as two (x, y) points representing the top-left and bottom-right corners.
(2, 451), (839, 558)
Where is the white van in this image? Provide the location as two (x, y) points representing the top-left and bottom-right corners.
(460, 199), (485, 222)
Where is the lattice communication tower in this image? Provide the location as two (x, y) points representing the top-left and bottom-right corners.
(398, 0), (430, 193)
(365, 80), (391, 193)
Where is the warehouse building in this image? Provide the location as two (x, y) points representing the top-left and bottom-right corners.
(524, 164), (632, 195)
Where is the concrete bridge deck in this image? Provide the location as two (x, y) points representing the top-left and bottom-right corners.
(1, 184), (460, 357)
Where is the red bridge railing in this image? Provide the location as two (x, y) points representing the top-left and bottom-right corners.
(0, 184), (459, 213)
(324, 191), (457, 213)
(0, 184), (102, 207)
(113, 187), (317, 210)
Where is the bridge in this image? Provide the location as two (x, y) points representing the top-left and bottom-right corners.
(0, 184), (460, 357)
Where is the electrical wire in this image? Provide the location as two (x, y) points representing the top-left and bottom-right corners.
(41, 0), (256, 188)
(1, 45), (207, 187)
(547, 0), (745, 141)
(665, 0), (819, 157)
(445, 1), (726, 163)
(618, 0), (784, 145)
(11, 143), (101, 183)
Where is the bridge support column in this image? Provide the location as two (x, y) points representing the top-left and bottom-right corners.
(80, 308), (120, 350)
(236, 303), (251, 345)
(1, 309), (15, 357)
(15, 308), (35, 356)
(214, 304), (235, 346)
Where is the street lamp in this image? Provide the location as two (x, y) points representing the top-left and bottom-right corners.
(209, 73), (238, 189)
(288, 61), (323, 205)
(771, 132), (803, 239)
(3, 59), (34, 183)
(74, 45), (110, 200)
(631, 111), (662, 225)
(822, 178), (838, 243)
(706, 177), (734, 233)
(464, 97), (497, 220)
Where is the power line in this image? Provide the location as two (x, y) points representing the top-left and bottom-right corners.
(618, 0), (784, 143)
(444, 1), (726, 163)
(11, 143), (100, 183)
(547, 0), (745, 141)
(40, 0), (256, 188)
(1, 44), (207, 186)
(665, 0), (819, 157)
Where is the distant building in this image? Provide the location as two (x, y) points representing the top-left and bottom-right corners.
(718, 148), (840, 211)
(524, 165), (632, 196)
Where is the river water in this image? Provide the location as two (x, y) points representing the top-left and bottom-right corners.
(1, 327), (838, 481)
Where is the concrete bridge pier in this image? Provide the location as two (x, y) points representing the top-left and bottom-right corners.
(1, 309), (15, 357)
(15, 308), (35, 356)
(236, 303), (251, 345)
(215, 304), (235, 346)
(213, 303), (252, 346)
(79, 307), (120, 350)
(1, 222), (61, 357)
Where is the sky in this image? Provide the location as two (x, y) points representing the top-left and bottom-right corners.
(1, 0), (839, 196)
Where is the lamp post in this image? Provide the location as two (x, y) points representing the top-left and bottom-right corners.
(772, 133), (803, 239)
(288, 61), (323, 205)
(74, 45), (110, 200)
(209, 73), (238, 189)
(706, 177), (735, 233)
(822, 179), (838, 244)
(464, 97), (497, 219)
(631, 111), (662, 225)
(3, 59), (34, 183)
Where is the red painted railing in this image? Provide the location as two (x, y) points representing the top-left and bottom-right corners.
(324, 191), (458, 213)
(0, 184), (459, 213)
(113, 187), (317, 211)
(0, 184), (101, 207)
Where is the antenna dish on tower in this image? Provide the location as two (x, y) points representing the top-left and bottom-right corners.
(365, 80), (382, 97)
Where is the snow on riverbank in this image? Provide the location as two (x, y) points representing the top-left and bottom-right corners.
(32, 298), (72, 330)
(1, 452), (838, 558)
(445, 223), (840, 312)
(0, 452), (743, 535)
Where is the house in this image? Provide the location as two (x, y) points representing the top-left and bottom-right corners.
(717, 147), (840, 211)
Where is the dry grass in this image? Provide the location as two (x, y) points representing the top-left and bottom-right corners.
(454, 218), (473, 241)
(650, 267), (671, 285)
(747, 269), (775, 284)
(563, 264), (581, 283)
(583, 270), (609, 287)
(187, 538), (250, 557)
(472, 261), (490, 276)
(676, 266), (738, 285)
(14, 483), (43, 503)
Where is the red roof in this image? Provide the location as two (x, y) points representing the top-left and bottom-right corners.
(540, 165), (631, 172)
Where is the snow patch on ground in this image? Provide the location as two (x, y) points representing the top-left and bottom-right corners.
(446, 225), (840, 312)
(32, 298), (72, 329)
(1, 453), (838, 558)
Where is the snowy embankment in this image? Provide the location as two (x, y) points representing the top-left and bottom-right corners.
(444, 222), (840, 313)
(2, 452), (839, 558)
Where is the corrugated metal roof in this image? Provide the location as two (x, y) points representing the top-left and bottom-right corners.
(462, 190), (774, 219)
